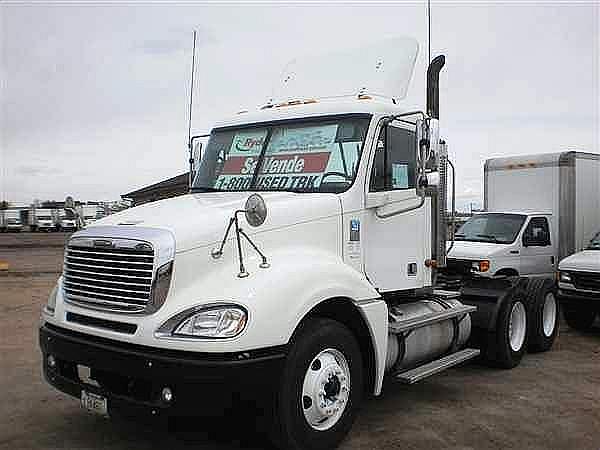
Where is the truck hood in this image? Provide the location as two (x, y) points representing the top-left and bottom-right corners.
(447, 240), (512, 260)
(559, 250), (600, 273)
(89, 192), (341, 253)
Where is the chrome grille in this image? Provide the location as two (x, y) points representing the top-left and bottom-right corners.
(63, 241), (155, 313)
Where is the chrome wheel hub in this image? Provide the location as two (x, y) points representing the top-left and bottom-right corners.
(542, 292), (557, 337)
(301, 348), (350, 431)
(509, 301), (527, 352)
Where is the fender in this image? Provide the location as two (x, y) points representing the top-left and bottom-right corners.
(460, 276), (529, 331)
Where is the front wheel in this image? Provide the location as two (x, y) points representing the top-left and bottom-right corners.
(271, 318), (363, 450)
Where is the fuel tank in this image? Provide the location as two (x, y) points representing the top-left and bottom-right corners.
(385, 298), (471, 372)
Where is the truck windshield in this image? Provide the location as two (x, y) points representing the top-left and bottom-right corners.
(586, 232), (600, 250)
(455, 213), (526, 244)
(192, 115), (371, 194)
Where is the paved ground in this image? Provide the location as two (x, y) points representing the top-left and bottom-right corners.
(1, 233), (599, 450)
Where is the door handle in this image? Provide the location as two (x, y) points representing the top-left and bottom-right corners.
(510, 250), (519, 254)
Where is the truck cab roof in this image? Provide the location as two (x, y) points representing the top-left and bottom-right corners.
(210, 96), (411, 130)
(479, 211), (552, 217)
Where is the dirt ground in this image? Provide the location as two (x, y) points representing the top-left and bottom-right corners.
(1, 233), (599, 450)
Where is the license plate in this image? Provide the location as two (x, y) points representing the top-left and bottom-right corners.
(81, 390), (108, 417)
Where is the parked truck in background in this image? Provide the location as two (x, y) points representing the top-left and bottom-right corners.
(39, 39), (560, 450)
(557, 231), (600, 331)
(1, 209), (24, 232)
(32, 208), (58, 232)
(448, 152), (600, 278)
(81, 205), (102, 226)
(57, 209), (77, 232)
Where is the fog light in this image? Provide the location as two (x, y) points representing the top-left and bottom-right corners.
(161, 387), (173, 403)
(47, 355), (57, 369)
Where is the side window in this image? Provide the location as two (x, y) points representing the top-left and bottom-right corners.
(369, 125), (416, 192)
(523, 217), (551, 246)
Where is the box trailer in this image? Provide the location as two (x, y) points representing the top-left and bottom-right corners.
(449, 152), (600, 279)
(484, 152), (600, 262)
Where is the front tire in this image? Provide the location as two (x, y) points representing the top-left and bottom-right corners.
(271, 318), (363, 450)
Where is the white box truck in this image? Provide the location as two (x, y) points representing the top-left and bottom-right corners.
(81, 205), (102, 226)
(32, 208), (58, 232)
(40, 40), (560, 450)
(1, 209), (24, 232)
(448, 152), (600, 278)
(57, 209), (77, 232)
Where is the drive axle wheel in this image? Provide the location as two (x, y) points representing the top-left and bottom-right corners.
(271, 318), (363, 450)
(526, 279), (559, 352)
(487, 295), (528, 369)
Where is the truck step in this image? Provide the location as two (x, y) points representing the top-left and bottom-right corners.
(395, 348), (481, 384)
(388, 304), (476, 334)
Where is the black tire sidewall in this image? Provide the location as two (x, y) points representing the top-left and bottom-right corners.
(494, 295), (528, 369)
(527, 279), (559, 352)
(274, 318), (363, 450)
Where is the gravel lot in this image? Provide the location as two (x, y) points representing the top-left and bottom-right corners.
(1, 233), (599, 450)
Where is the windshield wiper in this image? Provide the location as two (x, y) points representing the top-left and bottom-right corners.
(476, 234), (500, 243)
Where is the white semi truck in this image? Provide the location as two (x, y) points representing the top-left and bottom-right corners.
(1, 209), (24, 232)
(40, 41), (559, 450)
(448, 152), (600, 278)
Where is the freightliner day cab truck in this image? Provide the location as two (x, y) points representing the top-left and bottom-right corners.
(40, 39), (559, 450)
(558, 231), (600, 331)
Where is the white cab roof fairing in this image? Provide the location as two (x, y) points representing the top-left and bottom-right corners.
(271, 37), (420, 104)
(211, 97), (409, 130)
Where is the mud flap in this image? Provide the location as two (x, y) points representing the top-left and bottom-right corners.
(459, 276), (529, 331)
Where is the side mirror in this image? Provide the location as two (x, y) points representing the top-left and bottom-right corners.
(189, 135), (208, 188)
(245, 194), (267, 227)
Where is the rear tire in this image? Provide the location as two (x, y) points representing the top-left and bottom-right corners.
(270, 318), (363, 450)
(526, 278), (559, 353)
(563, 304), (596, 332)
(486, 296), (528, 368)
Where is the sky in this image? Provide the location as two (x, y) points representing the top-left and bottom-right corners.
(1, 1), (598, 211)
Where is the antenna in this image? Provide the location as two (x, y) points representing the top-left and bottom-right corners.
(187, 30), (197, 188)
(427, 0), (431, 64)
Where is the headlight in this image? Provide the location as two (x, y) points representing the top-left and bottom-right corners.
(157, 304), (248, 339)
(559, 271), (572, 283)
(147, 262), (174, 313)
(45, 283), (58, 315)
(472, 260), (490, 273)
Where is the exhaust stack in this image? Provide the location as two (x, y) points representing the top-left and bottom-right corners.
(426, 55), (445, 119)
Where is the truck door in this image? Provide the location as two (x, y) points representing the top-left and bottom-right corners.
(363, 121), (428, 292)
(520, 216), (554, 276)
